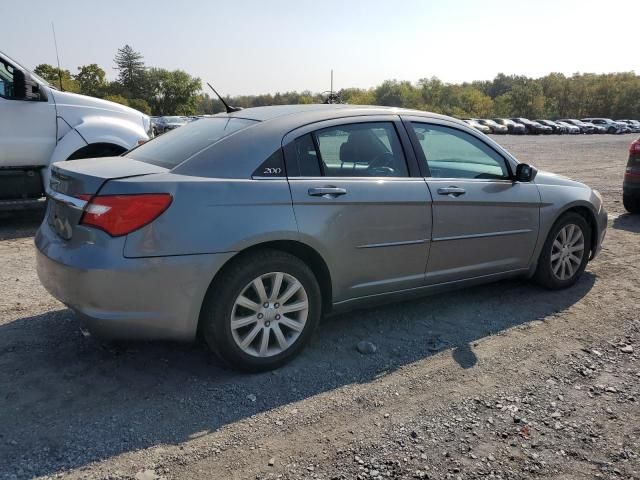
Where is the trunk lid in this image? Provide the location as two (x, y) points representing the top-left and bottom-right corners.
(47, 157), (167, 240)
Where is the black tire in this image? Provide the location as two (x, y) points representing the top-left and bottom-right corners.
(67, 143), (126, 160)
(533, 212), (591, 290)
(623, 194), (640, 214)
(200, 249), (322, 372)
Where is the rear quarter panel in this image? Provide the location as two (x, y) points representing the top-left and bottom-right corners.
(98, 174), (299, 258)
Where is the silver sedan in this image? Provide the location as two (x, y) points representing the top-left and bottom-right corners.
(36, 105), (607, 371)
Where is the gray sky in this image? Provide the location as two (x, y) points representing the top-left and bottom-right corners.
(4, 0), (638, 96)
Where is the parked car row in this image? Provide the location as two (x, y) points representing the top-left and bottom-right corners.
(150, 116), (198, 135)
(462, 117), (640, 135)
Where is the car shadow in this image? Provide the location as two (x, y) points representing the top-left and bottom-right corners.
(0, 207), (45, 240)
(0, 273), (596, 478)
(612, 213), (640, 233)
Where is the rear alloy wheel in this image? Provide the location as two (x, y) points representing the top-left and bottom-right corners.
(623, 194), (640, 214)
(534, 212), (591, 289)
(230, 272), (309, 358)
(201, 249), (321, 372)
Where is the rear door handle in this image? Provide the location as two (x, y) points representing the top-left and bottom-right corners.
(308, 186), (347, 198)
(437, 186), (466, 197)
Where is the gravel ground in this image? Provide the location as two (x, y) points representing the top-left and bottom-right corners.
(0, 134), (638, 480)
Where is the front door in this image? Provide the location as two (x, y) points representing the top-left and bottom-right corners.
(284, 118), (432, 303)
(0, 56), (57, 167)
(406, 120), (540, 284)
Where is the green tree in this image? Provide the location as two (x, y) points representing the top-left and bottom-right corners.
(74, 64), (107, 97)
(128, 98), (151, 114)
(103, 94), (129, 106)
(146, 68), (201, 115)
(114, 45), (146, 98)
(33, 64), (79, 92)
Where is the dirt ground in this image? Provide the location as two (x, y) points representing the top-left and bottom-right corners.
(0, 134), (638, 480)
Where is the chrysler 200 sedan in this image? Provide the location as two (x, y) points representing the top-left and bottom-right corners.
(36, 105), (607, 371)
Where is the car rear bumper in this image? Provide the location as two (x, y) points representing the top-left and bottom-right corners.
(35, 221), (235, 341)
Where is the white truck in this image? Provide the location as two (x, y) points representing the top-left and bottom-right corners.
(0, 50), (152, 209)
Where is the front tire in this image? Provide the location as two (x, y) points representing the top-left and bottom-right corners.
(201, 249), (322, 372)
(623, 194), (640, 214)
(533, 212), (591, 289)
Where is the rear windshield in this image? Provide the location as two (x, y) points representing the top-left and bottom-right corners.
(126, 117), (258, 168)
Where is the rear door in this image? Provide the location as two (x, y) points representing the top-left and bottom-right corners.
(283, 116), (432, 303)
(404, 118), (540, 284)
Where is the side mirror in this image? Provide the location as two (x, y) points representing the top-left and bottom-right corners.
(515, 163), (538, 182)
(12, 69), (43, 101)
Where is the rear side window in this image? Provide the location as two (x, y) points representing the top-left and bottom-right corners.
(127, 117), (257, 169)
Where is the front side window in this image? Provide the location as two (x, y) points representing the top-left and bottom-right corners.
(411, 123), (510, 180)
(0, 59), (15, 98)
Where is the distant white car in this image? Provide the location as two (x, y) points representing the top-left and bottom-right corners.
(0, 50), (152, 209)
(555, 121), (581, 134)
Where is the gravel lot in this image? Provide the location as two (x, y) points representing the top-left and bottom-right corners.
(0, 135), (638, 480)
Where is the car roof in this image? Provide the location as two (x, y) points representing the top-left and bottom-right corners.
(215, 103), (453, 123)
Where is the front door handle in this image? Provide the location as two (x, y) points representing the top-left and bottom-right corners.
(437, 186), (466, 197)
(308, 186), (347, 198)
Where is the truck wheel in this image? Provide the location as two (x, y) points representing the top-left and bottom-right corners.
(66, 143), (126, 160)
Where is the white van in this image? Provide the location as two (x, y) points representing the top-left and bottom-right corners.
(0, 50), (152, 209)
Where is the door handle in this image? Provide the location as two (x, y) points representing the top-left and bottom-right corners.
(308, 186), (347, 198)
(437, 186), (466, 197)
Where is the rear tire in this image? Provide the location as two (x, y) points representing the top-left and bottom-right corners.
(623, 194), (640, 214)
(200, 249), (322, 372)
(533, 212), (591, 289)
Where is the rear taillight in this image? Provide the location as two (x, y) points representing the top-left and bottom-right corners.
(79, 194), (172, 236)
(629, 140), (640, 154)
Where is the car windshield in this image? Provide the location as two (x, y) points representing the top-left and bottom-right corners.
(126, 117), (258, 168)
(164, 116), (185, 123)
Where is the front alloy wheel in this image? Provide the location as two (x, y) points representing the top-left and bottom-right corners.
(550, 224), (584, 281)
(533, 212), (591, 289)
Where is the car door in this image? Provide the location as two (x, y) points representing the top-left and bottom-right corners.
(403, 118), (540, 285)
(283, 116), (432, 303)
(0, 56), (57, 167)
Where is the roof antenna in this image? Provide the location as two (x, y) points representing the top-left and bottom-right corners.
(206, 82), (242, 113)
(330, 69), (333, 98)
(51, 22), (64, 91)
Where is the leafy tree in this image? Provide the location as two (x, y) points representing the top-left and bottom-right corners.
(114, 45), (146, 98)
(33, 64), (79, 92)
(74, 64), (107, 97)
(128, 98), (151, 114)
(146, 68), (201, 115)
(103, 94), (129, 106)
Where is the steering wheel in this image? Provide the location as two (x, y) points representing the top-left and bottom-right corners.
(367, 152), (395, 176)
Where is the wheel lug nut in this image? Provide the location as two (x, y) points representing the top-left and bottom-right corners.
(275, 314), (281, 320)
(274, 303), (280, 308)
(257, 313), (264, 319)
(263, 302), (269, 308)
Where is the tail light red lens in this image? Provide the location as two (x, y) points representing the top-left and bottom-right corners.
(629, 140), (640, 154)
(79, 194), (172, 236)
